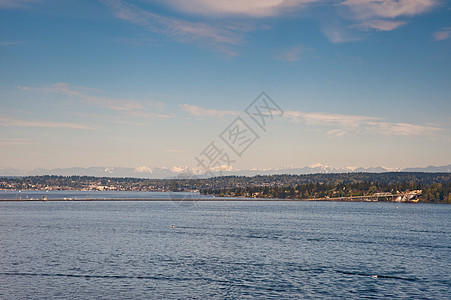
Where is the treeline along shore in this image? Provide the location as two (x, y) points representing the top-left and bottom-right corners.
(1, 173), (450, 203)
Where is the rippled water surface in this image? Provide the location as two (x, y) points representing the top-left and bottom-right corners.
(0, 190), (213, 200)
(0, 200), (450, 299)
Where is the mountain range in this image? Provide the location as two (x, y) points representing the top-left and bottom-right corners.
(1, 164), (450, 179)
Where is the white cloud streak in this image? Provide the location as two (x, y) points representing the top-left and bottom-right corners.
(0, 138), (38, 146)
(19, 83), (144, 112)
(127, 110), (174, 120)
(181, 104), (442, 137)
(163, 0), (319, 17)
(343, 0), (437, 32)
(284, 110), (443, 137)
(180, 104), (239, 118)
(100, 0), (243, 56)
(285, 110), (379, 126)
(433, 27), (451, 41)
(350, 20), (407, 31)
(19, 83), (174, 119)
(0, 41), (25, 46)
(113, 120), (151, 127)
(366, 121), (443, 136)
(0, 0), (38, 9)
(273, 44), (303, 62)
(18, 83), (174, 126)
(321, 25), (360, 43)
(101, 0), (438, 49)
(342, 0), (437, 19)
(0, 115), (94, 130)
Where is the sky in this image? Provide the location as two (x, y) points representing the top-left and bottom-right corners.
(0, 0), (450, 174)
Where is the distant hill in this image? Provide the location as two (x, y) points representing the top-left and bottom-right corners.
(1, 172), (450, 203)
(403, 165), (451, 172)
(1, 164), (450, 179)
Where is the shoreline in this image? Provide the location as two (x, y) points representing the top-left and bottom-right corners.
(0, 190), (437, 203)
(0, 198), (403, 202)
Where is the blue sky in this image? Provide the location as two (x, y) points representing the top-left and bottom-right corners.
(1, 0), (450, 173)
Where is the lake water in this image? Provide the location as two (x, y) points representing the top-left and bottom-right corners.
(0, 199), (450, 299)
(0, 190), (214, 200)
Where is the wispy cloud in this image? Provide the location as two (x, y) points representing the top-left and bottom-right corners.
(321, 25), (360, 43)
(180, 104), (239, 118)
(350, 20), (407, 31)
(0, 115), (94, 130)
(284, 110), (443, 137)
(342, 0), (437, 19)
(163, 0), (319, 17)
(100, 0), (244, 56)
(18, 83), (174, 125)
(366, 121), (443, 136)
(433, 27), (451, 41)
(343, 0), (437, 32)
(285, 110), (379, 126)
(19, 83), (144, 111)
(273, 44), (303, 62)
(126, 110), (174, 120)
(0, 138), (38, 146)
(100, 0), (438, 50)
(0, 0), (38, 9)
(113, 120), (151, 127)
(0, 41), (25, 46)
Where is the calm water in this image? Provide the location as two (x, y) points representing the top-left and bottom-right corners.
(0, 190), (214, 200)
(0, 200), (450, 299)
